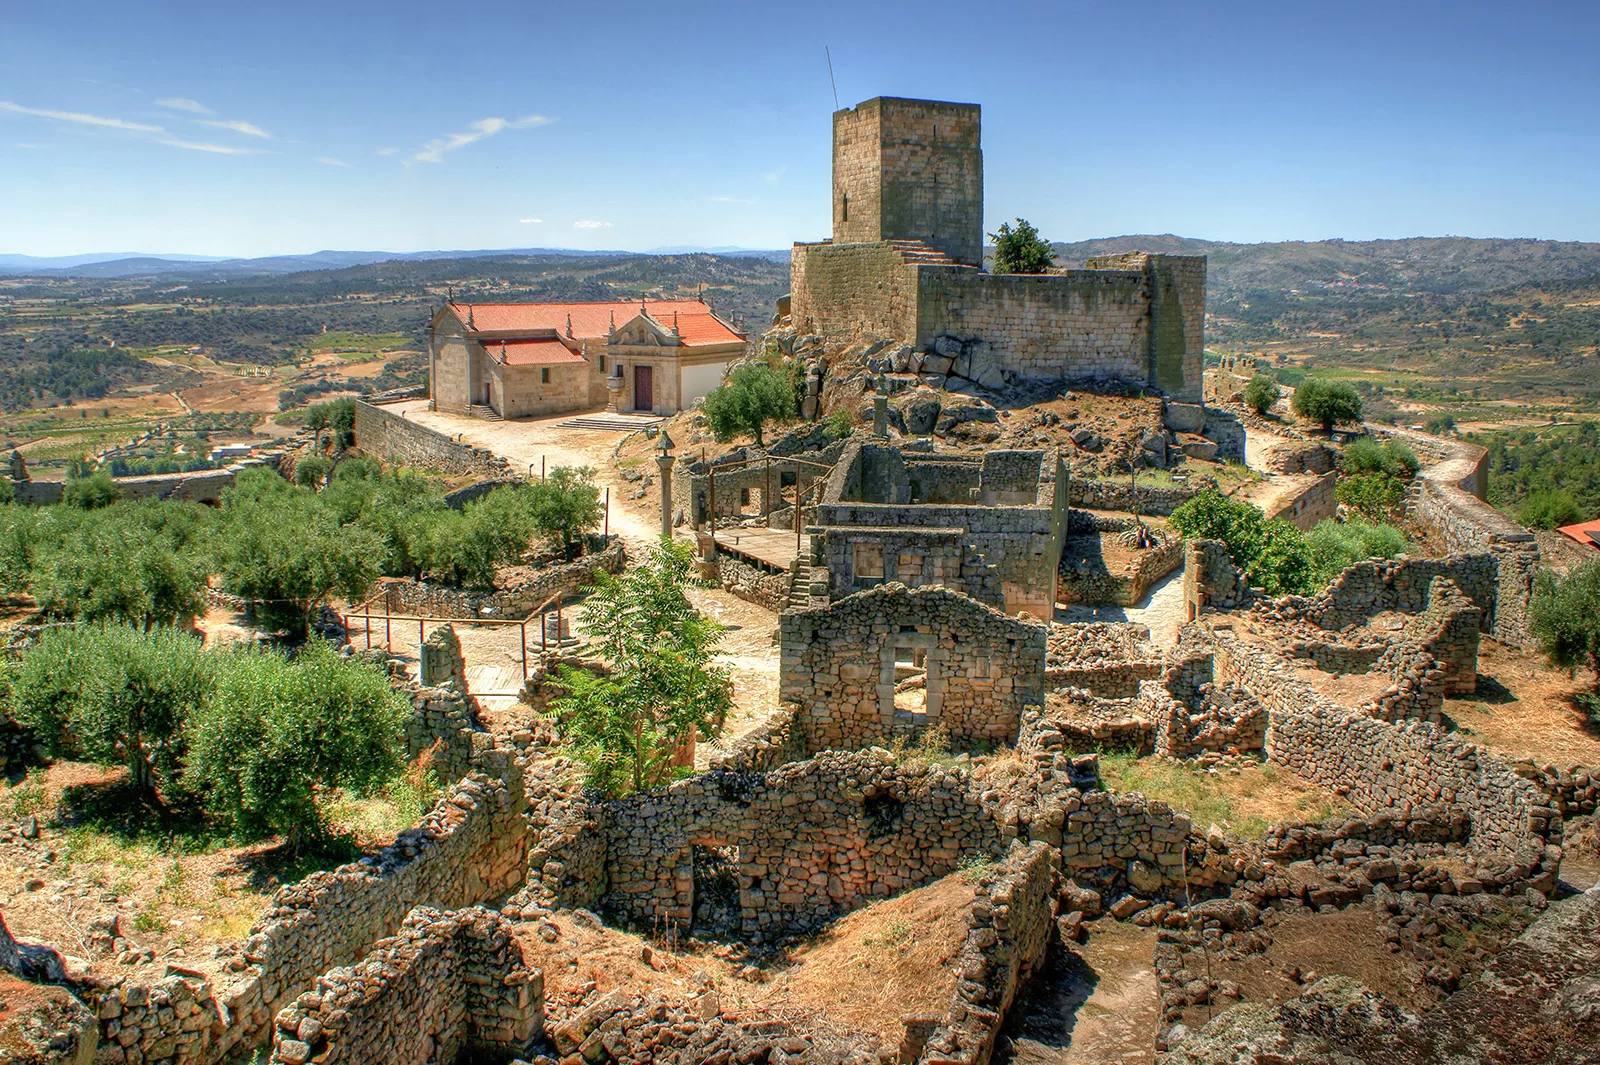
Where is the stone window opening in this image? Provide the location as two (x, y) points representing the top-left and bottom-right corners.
(540, 367), (551, 384)
(841, 192), (849, 223)
(598, 355), (606, 373)
(689, 842), (741, 938)
(853, 542), (885, 588)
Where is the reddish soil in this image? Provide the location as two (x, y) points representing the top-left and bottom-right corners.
(1447, 640), (1600, 766)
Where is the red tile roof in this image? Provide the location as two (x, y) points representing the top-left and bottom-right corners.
(491, 338), (587, 367)
(448, 299), (742, 347)
(1556, 519), (1600, 550)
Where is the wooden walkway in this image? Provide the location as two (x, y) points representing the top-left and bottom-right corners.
(710, 527), (798, 571)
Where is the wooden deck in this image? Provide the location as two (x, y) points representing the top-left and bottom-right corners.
(709, 527), (799, 572)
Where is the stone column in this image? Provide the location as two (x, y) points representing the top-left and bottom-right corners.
(656, 451), (676, 540)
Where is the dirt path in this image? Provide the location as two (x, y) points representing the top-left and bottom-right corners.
(1055, 570), (1188, 649)
(392, 402), (664, 546)
(998, 923), (1159, 1065)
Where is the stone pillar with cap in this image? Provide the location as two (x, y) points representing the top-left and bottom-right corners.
(654, 429), (676, 540)
(872, 373), (890, 437)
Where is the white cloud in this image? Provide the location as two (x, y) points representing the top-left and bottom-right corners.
(198, 118), (270, 139)
(519, 217), (543, 224)
(763, 166), (786, 182)
(156, 97), (213, 115)
(0, 100), (162, 132)
(12, 142), (39, 149)
(160, 138), (262, 155)
(573, 220), (612, 230)
(705, 195), (752, 204)
(315, 156), (351, 167)
(376, 147), (397, 156)
(411, 114), (552, 163)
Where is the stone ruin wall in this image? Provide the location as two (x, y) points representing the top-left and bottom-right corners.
(818, 525), (1004, 609)
(1264, 470), (1339, 531)
(352, 400), (510, 480)
(382, 539), (627, 621)
(1067, 477), (1195, 515)
(778, 584), (1047, 752)
(703, 703), (806, 775)
(789, 241), (920, 350)
(88, 740), (531, 1065)
(11, 458), (277, 508)
(268, 907), (542, 1065)
(712, 552), (790, 613)
(909, 842), (1058, 1065)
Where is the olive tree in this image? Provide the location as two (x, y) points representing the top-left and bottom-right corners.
(1291, 378), (1363, 432)
(702, 363), (797, 446)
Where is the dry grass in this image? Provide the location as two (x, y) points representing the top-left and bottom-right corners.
(1446, 640), (1600, 766)
(1097, 754), (1352, 837)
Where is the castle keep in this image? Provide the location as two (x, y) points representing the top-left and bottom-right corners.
(791, 96), (1207, 401)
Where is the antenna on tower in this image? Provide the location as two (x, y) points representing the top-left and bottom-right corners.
(825, 46), (839, 110)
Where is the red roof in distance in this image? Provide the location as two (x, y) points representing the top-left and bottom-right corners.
(1555, 519), (1600, 551)
(492, 338), (586, 367)
(447, 299), (742, 347)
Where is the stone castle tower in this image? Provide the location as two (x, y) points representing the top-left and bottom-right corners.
(832, 98), (984, 267)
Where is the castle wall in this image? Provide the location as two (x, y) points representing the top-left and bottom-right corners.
(914, 266), (1153, 386)
(789, 241), (919, 347)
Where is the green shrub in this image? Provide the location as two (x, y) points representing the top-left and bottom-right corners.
(305, 398), (356, 450)
(1517, 489), (1584, 531)
(63, 470), (122, 510)
(1342, 437), (1418, 478)
(1335, 472), (1408, 523)
(988, 218), (1056, 274)
(10, 623), (213, 804)
(1243, 374), (1281, 415)
(1292, 378), (1363, 431)
(31, 500), (210, 628)
(1307, 519), (1410, 583)
(702, 363), (798, 446)
(186, 640), (407, 846)
(293, 456), (331, 488)
(527, 466), (603, 558)
(1529, 559), (1600, 688)
(1168, 489), (1319, 595)
(823, 409), (855, 442)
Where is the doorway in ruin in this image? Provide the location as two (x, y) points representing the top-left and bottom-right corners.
(689, 842), (741, 938)
(882, 630), (942, 740)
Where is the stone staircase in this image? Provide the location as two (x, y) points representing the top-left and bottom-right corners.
(467, 404), (503, 421)
(556, 413), (666, 431)
(787, 558), (814, 609)
(886, 239), (957, 266)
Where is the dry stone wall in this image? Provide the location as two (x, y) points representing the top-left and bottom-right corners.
(712, 553), (789, 612)
(268, 907), (541, 1065)
(382, 540), (626, 620)
(779, 584), (1047, 752)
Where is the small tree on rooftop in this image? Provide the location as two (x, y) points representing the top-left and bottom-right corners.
(547, 539), (732, 796)
(702, 363), (797, 447)
(988, 218), (1056, 274)
(1291, 378), (1364, 433)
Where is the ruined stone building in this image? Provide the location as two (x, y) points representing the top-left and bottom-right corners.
(789, 96), (1208, 401)
(428, 299), (745, 419)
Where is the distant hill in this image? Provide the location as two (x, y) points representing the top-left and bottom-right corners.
(1050, 235), (1600, 297)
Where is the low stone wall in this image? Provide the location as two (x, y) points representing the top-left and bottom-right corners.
(352, 400), (511, 478)
(11, 458), (275, 507)
(87, 742), (531, 1064)
(383, 540), (626, 619)
(1264, 470), (1337, 531)
(704, 704), (805, 773)
(269, 907), (542, 1065)
(1068, 478), (1194, 516)
(1045, 622), (1162, 698)
(1206, 630), (1554, 863)
(713, 552), (789, 613)
(910, 842), (1058, 1065)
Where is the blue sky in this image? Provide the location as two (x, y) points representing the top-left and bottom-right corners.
(1, 0), (1597, 257)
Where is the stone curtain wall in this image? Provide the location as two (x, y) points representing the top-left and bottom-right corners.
(915, 267), (1151, 385)
(601, 751), (1008, 939)
(269, 907), (542, 1065)
(704, 704), (806, 774)
(911, 843), (1058, 1065)
(383, 540), (627, 620)
(779, 584), (1047, 752)
(1411, 476), (1540, 649)
(789, 241), (920, 348)
(352, 400), (510, 479)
